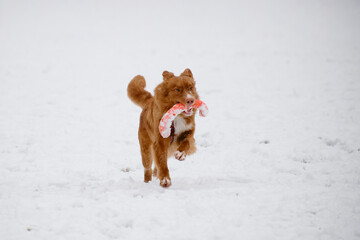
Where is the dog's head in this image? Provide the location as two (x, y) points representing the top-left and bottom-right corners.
(155, 68), (199, 117)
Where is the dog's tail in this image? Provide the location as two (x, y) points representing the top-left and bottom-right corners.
(127, 75), (153, 109)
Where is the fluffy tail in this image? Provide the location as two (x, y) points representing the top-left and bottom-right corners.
(127, 75), (153, 109)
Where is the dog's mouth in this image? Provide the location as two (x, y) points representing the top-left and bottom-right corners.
(182, 107), (193, 116)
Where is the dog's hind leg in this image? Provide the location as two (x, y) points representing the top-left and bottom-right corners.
(153, 139), (171, 187)
(152, 163), (158, 177)
(139, 132), (153, 183)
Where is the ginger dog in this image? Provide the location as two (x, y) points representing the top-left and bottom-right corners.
(127, 69), (199, 187)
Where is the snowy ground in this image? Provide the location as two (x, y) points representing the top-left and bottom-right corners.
(1, 0), (360, 239)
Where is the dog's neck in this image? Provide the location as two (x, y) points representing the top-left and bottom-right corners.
(154, 98), (176, 116)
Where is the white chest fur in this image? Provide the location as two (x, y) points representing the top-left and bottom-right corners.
(174, 116), (193, 135)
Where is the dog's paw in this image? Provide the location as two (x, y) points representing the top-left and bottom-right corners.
(160, 177), (172, 188)
(175, 151), (186, 161)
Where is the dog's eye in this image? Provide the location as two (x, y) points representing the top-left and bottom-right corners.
(176, 88), (180, 92)
(189, 87), (193, 90)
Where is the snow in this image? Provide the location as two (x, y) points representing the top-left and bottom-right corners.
(1, 0), (360, 239)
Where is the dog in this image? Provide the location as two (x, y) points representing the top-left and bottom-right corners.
(127, 69), (199, 187)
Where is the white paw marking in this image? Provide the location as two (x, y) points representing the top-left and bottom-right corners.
(160, 177), (171, 187)
(175, 151), (186, 161)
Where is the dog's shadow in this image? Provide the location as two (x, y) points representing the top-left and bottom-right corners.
(108, 172), (253, 197)
(165, 176), (253, 191)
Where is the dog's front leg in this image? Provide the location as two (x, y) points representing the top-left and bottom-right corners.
(175, 130), (196, 161)
(175, 140), (189, 161)
(153, 138), (171, 187)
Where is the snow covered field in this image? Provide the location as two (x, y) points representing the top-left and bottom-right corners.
(1, 0), (360, 239)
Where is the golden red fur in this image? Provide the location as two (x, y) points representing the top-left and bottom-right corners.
(127, 69), (199, 187)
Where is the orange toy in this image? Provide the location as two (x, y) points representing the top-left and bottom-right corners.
(159, 99), (208, 138)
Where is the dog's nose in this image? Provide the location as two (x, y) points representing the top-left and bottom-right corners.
(186, 98), (195, 106)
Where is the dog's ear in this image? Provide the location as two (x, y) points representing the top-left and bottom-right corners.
(180, 68), (193, 78)
(162, 71), (174, 81)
